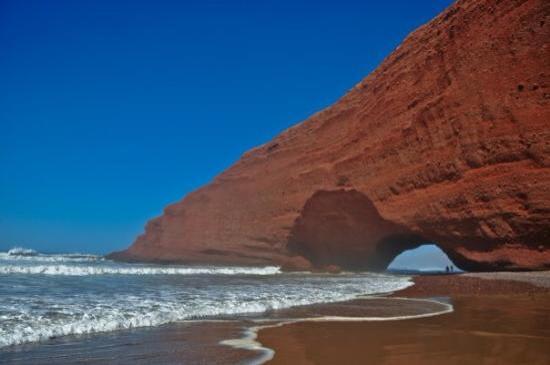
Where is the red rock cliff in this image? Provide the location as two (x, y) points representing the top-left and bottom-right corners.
(110, 0), (550, 271)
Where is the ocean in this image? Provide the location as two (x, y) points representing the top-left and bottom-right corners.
(0, 247), (452, 364)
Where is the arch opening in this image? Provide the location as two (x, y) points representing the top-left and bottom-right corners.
(387, 243), (461, 273)
(287, 189), (469, 272)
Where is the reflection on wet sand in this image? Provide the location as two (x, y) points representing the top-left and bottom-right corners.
(259, 283), (550, 365)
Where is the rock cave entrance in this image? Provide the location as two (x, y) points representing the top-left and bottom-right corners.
(287, 189), (463, 271)
(387, 243), (459, 273)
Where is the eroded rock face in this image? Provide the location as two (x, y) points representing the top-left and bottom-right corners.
(287, 190), (426, 271)
(110, 0), (550, 271)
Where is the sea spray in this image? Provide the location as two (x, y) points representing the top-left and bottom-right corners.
(0, 247), (413, 348)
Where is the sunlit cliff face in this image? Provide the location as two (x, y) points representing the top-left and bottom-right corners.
(113, 0), (550, 272)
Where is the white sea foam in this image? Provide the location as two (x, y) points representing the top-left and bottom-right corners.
(0, 248), (416, 350)
(7, 247), (38, 256)
(0, 247), (102, 263)
(221, 297), (454, 365)
(0, 258), (413, 349)
(0, 263), (282, 276)
(0, 248), (281, 275)
(0, 282), (412, 349)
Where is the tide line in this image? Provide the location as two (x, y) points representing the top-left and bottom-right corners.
(220, 297), (454, 365)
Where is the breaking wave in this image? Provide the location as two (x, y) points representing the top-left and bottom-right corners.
(0, 248), (415, 349)
(7, 247), (38, 256)
(1, 247), (102, 263)
(0, 274), (412, 348)
(0, 247), (280, 276)
(0, 264), (282, 276)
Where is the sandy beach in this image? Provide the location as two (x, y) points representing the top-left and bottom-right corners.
(257, 272), (550, 365)
(2, 272), (549, 365)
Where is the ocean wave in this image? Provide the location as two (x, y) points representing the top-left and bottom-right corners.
(0, 273), (413, 348)
(7, 247), (38, 256)
(1, 247), (103, 263)
(0, 264), (282, 276)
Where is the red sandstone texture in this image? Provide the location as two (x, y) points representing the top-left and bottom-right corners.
(110, 0), (550, 271)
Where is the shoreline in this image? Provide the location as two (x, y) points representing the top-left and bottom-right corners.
(3, 271), (549, 364)
(391, 271), (550, 297)
(254, 272), (550, 365)
(221, 296), (455, 365)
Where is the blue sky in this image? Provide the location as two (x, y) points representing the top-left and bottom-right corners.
(0, 0), (453, 255)
(388, 244), (455, 272)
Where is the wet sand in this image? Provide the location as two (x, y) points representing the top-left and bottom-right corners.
(3, 273), (549, 364)
(258, 273), (550, 365)
(0, 296), (455, 365)
(1, 321), (257, 365)
(392, 273), (550, 297)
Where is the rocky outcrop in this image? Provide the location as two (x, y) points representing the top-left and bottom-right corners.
(110, 0), (550, 271)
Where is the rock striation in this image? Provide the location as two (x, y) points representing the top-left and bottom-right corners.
(110, 0), (550, 271)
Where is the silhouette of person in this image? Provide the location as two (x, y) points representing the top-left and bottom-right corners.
(445, 266), (449, 273)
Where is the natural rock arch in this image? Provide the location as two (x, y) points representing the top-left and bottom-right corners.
(287, 190), (466, 271)
(110, 0), (550, 272)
